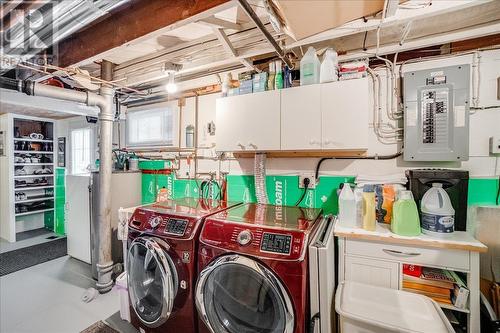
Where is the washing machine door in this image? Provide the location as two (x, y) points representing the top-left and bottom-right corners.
(196, 254), (294, 333)
(128, 237), (178, 328)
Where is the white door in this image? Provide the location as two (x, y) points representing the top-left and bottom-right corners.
(281, 85), (321, 150)
(345, 256), (399, 289)
(216, 90), (281, 151)
(321, 78), (369, 149)
(66, 174), (91, 263)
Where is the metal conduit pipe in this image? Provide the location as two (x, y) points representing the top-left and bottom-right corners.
(1, 62), (115, 293)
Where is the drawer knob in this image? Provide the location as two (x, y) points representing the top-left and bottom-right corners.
(383, 249), (421, 256)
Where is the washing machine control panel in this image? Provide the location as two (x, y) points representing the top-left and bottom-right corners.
(164, 218), (188, 236)
(201, 221), (308, 260)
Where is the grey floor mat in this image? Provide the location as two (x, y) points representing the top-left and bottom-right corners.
(81, 321), (120, 333)
(16, 227), (52, 241)
(0, 238), (67, 276)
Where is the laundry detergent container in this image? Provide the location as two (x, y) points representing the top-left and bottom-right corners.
(335, 281), (454, 333)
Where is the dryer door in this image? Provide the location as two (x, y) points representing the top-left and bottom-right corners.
(196, 254), (294, 333)
(128, 237), (178, 328)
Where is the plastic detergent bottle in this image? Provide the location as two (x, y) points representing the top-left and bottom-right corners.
(339, 183), (356, 226)
(274, 60), (283, 89)
(320, 48), (339, 83)
(392, 190), (421, 236)
(362, 185), (376, 231)
(300, 46), (320, 85)
(267, 61), (276, 90)
(420, 183), (455, 236)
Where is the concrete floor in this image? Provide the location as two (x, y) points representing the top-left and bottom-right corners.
(0, 229), (59, 254)
(0, 255), (137, 333)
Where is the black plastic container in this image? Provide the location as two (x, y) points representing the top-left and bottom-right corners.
(406, 169), (469, 231)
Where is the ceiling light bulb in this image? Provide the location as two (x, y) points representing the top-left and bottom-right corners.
(166, 73), (177, 93)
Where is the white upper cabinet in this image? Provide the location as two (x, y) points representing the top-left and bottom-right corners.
(216, 90), (281, 151)
(321, 78), (369, 150)
(281, 85), (321, 150)
(216, 78), (369, 152)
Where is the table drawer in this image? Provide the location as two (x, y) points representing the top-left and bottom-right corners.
(345, 239), (470, 271)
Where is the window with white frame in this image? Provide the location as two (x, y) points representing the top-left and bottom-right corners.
(71, 128), (92, 174)
(126, 107), (174, 147)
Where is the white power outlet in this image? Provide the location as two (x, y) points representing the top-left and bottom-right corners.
(490, 136), (500, 154)
(299, 173), (316, 189)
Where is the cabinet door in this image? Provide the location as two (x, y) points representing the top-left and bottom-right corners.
(281, 85), (321, 150)
(216, 90), (280, 151)
(345, 256), (399, 289)
(321, 78), (369, 149)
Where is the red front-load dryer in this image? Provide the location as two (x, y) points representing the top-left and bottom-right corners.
(195, 203), (325, 333)
(127, 198), (240, 333)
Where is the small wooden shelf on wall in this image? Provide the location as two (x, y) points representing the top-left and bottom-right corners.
(232, 150), (368, 159)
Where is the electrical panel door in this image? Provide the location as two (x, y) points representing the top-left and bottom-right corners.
(404, 65), (470, 161)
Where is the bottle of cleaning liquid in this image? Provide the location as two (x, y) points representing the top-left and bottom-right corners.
(339, 183), (356, 226)
(274, 60), (283, 89)
(420, 183), (455, 236)
(300, 46), (320, 85)
(267, 61), (276, 90)
(320, 48), (339, 83)
(354, 186), (364, 226)
(362, 185), (376, 231)
(392, 190), (421, 236)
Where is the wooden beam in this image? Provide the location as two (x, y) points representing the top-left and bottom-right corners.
(56, 0), (230, 67)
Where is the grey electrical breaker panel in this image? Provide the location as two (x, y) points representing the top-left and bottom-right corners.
(403, 65), (470, 161)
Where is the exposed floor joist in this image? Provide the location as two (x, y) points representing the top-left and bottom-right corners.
(212, 27), (258, 71)
(56, 0), (230, 67)
(198, 16), (242, 31)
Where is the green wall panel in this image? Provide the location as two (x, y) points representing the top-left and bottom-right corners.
(226, 174), (355, 214)
(140, 171), (499, 212)
(53, 168), (66, 235)
(468, 178), (500, 206)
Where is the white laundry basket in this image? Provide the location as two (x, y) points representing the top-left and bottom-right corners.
(115, 272), (130, 322)
(335, 281), (455, 333)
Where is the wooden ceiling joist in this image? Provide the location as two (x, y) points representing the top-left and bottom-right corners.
(56, 0), (230, 67)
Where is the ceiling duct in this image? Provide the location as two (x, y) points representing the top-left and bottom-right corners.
(1, 0), (129, 73)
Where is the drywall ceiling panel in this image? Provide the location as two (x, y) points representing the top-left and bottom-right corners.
(273, 0), (385, 41)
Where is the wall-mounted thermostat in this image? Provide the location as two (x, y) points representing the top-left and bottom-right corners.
(403, 65), (470, 161)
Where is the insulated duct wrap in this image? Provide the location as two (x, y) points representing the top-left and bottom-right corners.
(254, 153), (268, 204)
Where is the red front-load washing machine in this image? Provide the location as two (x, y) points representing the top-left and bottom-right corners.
(195, 203), (325, 333)
(127, 198), (240, 333)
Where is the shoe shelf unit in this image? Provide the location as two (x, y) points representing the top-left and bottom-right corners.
(0, 113), (57, 242)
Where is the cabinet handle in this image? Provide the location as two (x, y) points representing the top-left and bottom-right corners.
(383, 249), (421, 256)
(237, 142), (245, 149)
(324, 139), (332, 145)
(309, 140), (320, 145)
(248, 142), (257, 149)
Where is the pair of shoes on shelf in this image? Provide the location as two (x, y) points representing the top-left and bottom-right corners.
(15, 192), (27, 201)
(15, 168), (27, 176)
(33, 168), (52, 175)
